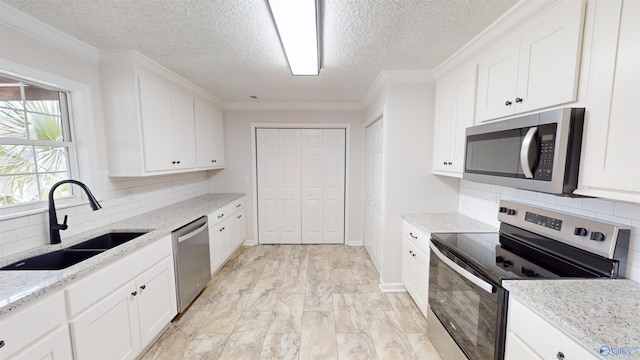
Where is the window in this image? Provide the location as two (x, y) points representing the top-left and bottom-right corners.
(0, 73), (76, 208)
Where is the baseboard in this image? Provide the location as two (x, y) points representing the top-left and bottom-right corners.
(346, 239), (363, 246)
(242, 239), (257, 246)
(379, 281), (406, 293)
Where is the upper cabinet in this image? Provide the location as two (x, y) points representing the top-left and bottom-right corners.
(100, 50), (224, 177)
(432, 65), (477, 177)
(195, 100), (225, 169)
(476, 0), (586, 122)
(574, 0), (640, 202)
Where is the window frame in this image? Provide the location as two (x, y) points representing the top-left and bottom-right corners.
(0, 70), (83, 219)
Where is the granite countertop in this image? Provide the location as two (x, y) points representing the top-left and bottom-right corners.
(504, 279), (640, 359)
(402, 213), (497, 234)
(0, 193), (244, 315)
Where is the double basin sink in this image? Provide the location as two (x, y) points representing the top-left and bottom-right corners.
(0, 232), (147, 271)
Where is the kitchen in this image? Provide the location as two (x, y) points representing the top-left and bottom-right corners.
(0, 0), (639, 359)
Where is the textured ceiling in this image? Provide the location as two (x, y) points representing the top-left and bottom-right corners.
(2, 0), (519, 104)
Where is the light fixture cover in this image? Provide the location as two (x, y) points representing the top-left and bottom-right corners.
(268, 0), (319, 76)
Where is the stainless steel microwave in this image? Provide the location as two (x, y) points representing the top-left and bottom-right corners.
(463, 108), (585, 195)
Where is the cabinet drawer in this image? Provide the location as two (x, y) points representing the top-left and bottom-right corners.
(507, 298), (598, 360)
(402, 221), (430, 255)
(66, 235), (172, 317)
(208, 197), (245, 227)
(0, 290), (67, 359)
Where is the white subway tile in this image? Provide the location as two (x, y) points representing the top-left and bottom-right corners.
(1, 239), (35, 257)
(556, 196), (583, 209)
(1, 217), (29, 232)
(0, 230), (17, 245)
(595, 213), (633, 225)
(582, 198), (615, 215)
(625, 262), (640, 282)
(28, 213), (47, 226)
(614, 202), (640, 221)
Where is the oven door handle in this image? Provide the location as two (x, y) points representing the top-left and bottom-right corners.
(429, 241), (495, 294)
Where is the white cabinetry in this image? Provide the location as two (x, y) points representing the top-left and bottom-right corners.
(0, 291), (71, 360)
(505, 297), (598, 360)
(401, 221), (429, 317)
(433, 65), (477, 176)
(139, 77), (196, 172)
(67, 236), (176, 360)
(195, 100), (225, 169)
(476, 0), (586, 122)
(575, 0), (640, 203)
(208, 197), (246, 275)
(101, 50), (221, 177)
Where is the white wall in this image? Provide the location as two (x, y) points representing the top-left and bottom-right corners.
(208, 109), (364, 244)
(0, 23), (209, 257)
(459, 179), (640, 283)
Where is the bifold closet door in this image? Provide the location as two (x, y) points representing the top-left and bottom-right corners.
(301, 129), (346, 244)
(256, 128), (345, 244)
(257, 129), (301, 244)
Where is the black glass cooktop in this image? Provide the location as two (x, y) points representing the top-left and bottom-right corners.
(431, 224), (618, 285)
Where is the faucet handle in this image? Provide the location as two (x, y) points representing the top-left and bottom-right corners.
(60, 215), (68, 230)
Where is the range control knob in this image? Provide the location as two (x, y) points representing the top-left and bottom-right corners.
(496, 256), (505, 264)
(499, 207), (508, 213)
(590, 232), (606, 241)
(507, 209), (517, 216)
(573, 227), (588, 236)
(503, 260), (514, 268)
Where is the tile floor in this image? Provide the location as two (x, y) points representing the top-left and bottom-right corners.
(141, 244), (442, 360)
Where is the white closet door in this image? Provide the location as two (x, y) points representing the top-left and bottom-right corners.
(301, 129), (323, 243)
(364, 119), (383, 272)
(258, 128), (345, 245)
(257, 129), (301, 244)
(321, 129), (346, 243)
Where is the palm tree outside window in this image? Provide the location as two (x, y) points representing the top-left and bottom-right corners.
(0, 73), (75, 208)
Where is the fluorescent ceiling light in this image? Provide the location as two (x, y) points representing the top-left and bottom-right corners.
(268, 0), (320, 76)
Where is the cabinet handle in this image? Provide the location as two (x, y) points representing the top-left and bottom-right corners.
(447, 162), (452, 165)
(409, 232), (418, 239)
(443, 161), (447, 165)
(219, 227), (225, 232)
(211, 159), (217, 163)
(218, 213), (224, 218)
(131, 291), (137, 297)
(505, 100), (512, 106)
(177, 160), (181, 164)
(140, 285), (146, 290)
(557, 352), (565, 360)
(409, 250), (413, 254)
(515, 97), (523, 103)
(172, 161), (176, 164)
(236, 204), (241, 208)
(0, 340), (4, 349)
(412, 253), (416, 257)
(237, 215), (242, 219)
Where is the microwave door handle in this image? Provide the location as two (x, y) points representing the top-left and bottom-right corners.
(429, 241), (494, 294)
(520, 127), (538, 179)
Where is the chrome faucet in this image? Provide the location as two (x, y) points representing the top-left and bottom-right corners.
(48, 179), (102, 244)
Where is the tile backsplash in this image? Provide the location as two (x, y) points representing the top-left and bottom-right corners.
(0, 171), (208, 257)
(458, 180), (640, 282)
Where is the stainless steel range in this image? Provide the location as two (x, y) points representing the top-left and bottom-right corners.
(427, 200), (631, 360)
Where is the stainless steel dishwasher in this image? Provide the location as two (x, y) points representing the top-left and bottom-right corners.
(172, 216), (211, 313)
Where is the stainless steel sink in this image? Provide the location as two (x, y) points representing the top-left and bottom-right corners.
(0, 231), (147, 271)
(69, 232), (147, 250)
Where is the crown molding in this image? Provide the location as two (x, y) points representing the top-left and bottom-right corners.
(223, 101), (362, 111)
(0, 2), (100, 64)
(432, 0), (557, 79)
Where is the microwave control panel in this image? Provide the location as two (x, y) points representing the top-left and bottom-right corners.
(535, 126), (556, 181)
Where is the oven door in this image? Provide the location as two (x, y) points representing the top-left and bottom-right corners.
(428, 239), (507, 360)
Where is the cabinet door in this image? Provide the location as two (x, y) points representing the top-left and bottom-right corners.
(209, 223), (223, 275)
(139, 76), (174, 172)
(403, 239), (429, 315)
(433, 79), (455, 173)
(504, 332), (542, 360)
(515, 0), (585, 113)
(136, 257), (177, 347)
(451, 66), (477, 174)
(577, 0), (640, 202)
(71, 281), (141, 360)
(195, 101), (225, 168)
(170, 90), (196, 169)
(8, 326), (73, 360)
(476, 39), (520, 122)
(232, 209), (246, 250)
(401, 237), (414, 291)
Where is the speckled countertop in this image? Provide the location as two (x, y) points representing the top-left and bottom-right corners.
(504, 279), (640, 359)
(0, 193), (244, 315)
(402, 213), (497, 234)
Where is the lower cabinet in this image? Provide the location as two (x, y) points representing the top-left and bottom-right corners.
(401, 221), (430, 317)
(71, 256), (176, 360)
(8, 326), (73, 360)
(505, 297), (598, 360)
(208, 198), (246, 276)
